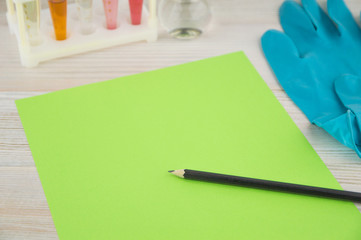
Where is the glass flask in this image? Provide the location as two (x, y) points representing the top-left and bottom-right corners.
(159, 0), (211, 40)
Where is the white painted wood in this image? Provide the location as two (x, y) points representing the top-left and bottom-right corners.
(1, 0), (361, 239)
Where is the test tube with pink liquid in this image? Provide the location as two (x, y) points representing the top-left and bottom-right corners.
(102, 0), (118, 29)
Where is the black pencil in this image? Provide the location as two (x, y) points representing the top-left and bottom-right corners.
(168, 169), (361, 203)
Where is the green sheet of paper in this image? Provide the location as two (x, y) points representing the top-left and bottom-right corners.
(16, 52), (361, 239)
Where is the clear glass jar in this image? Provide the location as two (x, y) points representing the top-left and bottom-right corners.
(159, 0), (211, 40)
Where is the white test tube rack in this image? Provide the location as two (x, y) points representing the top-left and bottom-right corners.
(6, 0), (158, 67)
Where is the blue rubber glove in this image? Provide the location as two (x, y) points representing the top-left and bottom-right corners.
(261, 0), (361, 157)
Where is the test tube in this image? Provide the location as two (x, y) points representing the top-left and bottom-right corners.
(129, 0), (143, 25)
(48, 0), (67, 40)
(15, 0), (42, 46)
(103, 0), (118, 29)
(23, 0), (42, 45)
(76, 0), (94, 34)
(6, 0), (16, 17)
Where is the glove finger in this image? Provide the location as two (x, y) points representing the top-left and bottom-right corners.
(301, 0), (339, 37)
(280, 0), (318, 55)
(261, 30), (301, 81)
(328, 0), (361, 39)
(262, 30), (320, 121)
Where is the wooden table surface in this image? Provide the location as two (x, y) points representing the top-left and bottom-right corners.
(1, 0), (361, 239)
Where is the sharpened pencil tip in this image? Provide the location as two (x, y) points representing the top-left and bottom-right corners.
(168, 169), (185, 178)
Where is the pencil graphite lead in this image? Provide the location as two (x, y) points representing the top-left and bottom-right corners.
(168, 170), (174, 173)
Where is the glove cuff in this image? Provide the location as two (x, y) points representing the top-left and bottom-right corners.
(314, 110), (361, 157)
